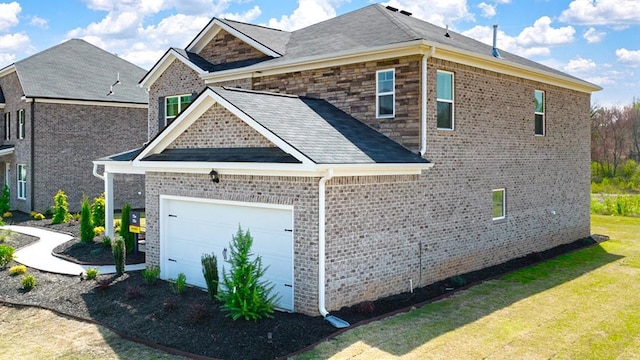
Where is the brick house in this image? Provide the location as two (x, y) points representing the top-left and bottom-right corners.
(0, 39), (147, 212)
(96, 5), (600, 317)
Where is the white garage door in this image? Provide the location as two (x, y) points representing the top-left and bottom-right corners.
(161, 196), (294, 311)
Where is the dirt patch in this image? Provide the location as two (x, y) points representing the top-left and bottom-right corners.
(0, 211), (598, 359)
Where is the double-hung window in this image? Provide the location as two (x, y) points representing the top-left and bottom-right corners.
(437, 70), (454, 130)
(165, 94), (192, 126)
(534, 90), (545, 136)
(17, 109), (25, 139)
(376, 69), (395, 118)
(492, 188), (506, 220)
(3, 112), (9, 140)
(17, 164), (26, 200)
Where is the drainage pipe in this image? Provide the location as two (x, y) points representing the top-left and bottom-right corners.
(419, 46), (436, 157)
(92, 163), (104, 181)
(318, 169), (334, 317)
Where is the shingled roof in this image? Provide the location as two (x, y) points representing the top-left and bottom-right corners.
(5, 39), (147, 104)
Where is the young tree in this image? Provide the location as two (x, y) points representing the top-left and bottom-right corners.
(91, 193), (106, 228)
(217, 226), (278, 321)
(0, 184), (10, 215)
(79, 196), (94, 243)
(51, 190), (71, 224)
(119, 203), (135, 254)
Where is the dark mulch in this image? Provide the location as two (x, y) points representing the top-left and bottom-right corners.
(0, 211), (598, 359)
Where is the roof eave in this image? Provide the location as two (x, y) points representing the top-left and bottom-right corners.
(139, 49), (207, 89)
(0, 64), (16, 78)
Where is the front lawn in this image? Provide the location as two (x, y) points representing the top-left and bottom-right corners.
(296, 215), (640, 359)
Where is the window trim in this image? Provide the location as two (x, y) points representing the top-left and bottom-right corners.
(17, 109), (25, 140)
(534, 89), (545, 136)
(164, 94), (192, 126)
(376, 68), (395, 119)
(492, 188), (506, 221)
(436, 70), (455, 131)
(17, 164), (26, 200)
(4, 112), (9, 140)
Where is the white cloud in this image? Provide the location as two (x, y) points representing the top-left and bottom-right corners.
(0, 32), (30, 51)
(616, 48), (640, 66)
(29, 16), (49, 29)
(560, 0), (640, 26)
(221, 5), (262, 23)
(382, 0), (473, 27)
(462, 25), (550, 58)
(517, 16), (575, 46)
(478, 2), (496, 18)
(564, 57), (597, 74)
(494, 0), (511, 3)
(0, 53), (15, 66)
(267, 0), (339, 31)
(0, 2), (21, 32)
(583, 27), (605, 43)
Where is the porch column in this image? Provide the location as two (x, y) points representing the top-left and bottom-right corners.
(104, 171), (115, 239)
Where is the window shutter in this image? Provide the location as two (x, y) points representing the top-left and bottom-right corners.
(158, 96), (165, 132)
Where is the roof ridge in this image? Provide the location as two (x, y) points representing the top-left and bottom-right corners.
(219, 18), (288, 33)
(373, 4), (422, 40)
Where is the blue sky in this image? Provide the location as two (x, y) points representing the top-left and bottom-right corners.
(0, 0), (638, 106)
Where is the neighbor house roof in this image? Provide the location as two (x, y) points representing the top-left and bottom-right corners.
(0, 39), (148, 104)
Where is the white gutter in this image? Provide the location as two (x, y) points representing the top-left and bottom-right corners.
(318, 168), (334, 318)
(420, 47), (436, 156)
(92, 162), (105, 181)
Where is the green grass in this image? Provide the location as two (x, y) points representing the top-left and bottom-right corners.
(296, 215), (640, 359)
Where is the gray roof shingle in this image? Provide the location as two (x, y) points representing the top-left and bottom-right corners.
(215, 18), (291, 56)
(144, 147), (300, 163)
(11, 39), (147, 104)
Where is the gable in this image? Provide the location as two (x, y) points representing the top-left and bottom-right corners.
(197, 29), (271, 66)
(167, 103), (276, 149)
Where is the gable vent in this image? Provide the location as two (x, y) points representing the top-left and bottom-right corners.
(386, 6), (398, 12)
(400, 10), (412, 16)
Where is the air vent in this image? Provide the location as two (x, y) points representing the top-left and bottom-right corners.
(386, 6), (398, 12)
(400, 10), (412, 16)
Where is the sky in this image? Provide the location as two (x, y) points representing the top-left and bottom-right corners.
(0, 0), (638, 107)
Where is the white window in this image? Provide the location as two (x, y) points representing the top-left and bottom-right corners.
(492, 188), (506, 220)
(534, 90), (545, 136)
(18, 109), (25, 140)
(376, 69), (395, 118)
(437, 70), (454, 130)
(165, 94), (192, 126)
(17, 164), (26, 200)
(3, 112), (9, 140)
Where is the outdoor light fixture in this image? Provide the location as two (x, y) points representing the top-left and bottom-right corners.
(209, 169), (219, 183)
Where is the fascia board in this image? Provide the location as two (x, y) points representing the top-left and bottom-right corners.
(0, 147), (14, 156)
(0, 64), (16, 78)
(187, 19), (281, 58)
(25, 98), (147, 108)
(93, 160), (146, 175)
(139, 50), (206, 89)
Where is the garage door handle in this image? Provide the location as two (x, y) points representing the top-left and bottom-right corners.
(284, 284), (292, 288)
(168, 214), (177, 218)
(168, 258), (177, 262)
(284, 229), (293, 232)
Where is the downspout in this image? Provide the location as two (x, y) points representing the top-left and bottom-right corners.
(92, 163), (104, 180)
(419, 47), (436, 157)
(29, 99), (35, 211)
(318, 169), (349, 328)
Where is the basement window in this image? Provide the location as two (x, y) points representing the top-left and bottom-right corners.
(492, 188), (506, 220)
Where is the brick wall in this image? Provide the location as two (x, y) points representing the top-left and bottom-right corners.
(33, 102), (147, 212)
(198, 29), (269, 66)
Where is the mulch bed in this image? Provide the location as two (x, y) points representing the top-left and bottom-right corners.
(0, 211), (598, 359)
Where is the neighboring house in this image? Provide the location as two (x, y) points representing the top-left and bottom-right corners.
(0, 39), (147, 213)
(95, 4), (601, 317)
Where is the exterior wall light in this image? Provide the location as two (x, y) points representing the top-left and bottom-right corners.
(209, 169), (219, 183)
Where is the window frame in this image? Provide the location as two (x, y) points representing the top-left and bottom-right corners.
(17, 109), (25, 140)
(376, 68), (395, 119)
(17, 164), (26, 200)
(492, 188), (506, 221)
(436, 70), (455, 131)
(4, 112), (9, 140)
(534, 89), (545, 136)
(164, 94), (193, 126)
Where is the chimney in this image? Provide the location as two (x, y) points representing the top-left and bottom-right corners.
(492, 24), (501, 58)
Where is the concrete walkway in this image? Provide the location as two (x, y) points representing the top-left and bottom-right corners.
(4, 225), (145, 275)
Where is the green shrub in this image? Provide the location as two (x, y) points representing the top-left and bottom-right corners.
(22, 273), (36, 291)
(142, 265), (160, 285)
(0, 244), (15, 268)
(94, 226), (105, 236)
(119, 203), (135, 254)
(32, 213), (45, 221)
(0, 229), (11, 243)
(114, 219), (121, 234)
(217, 226), (278, 321)
(2, 211), (12, 218)
(80, 196), (94, 244)
(111, 236), (126, 276)
(91, 193), (106, 228)
(171, 273), (187, 295)
(44, 207), (53, 218)
(102, 236), (111, 248)
(51, 190), (71, 224)
(202, 252), (219, 301)
(591, 194), (640, 217)
(85, 267), (99, 280)
(9, 264), (26, 276)
(0, 184), (10, 215)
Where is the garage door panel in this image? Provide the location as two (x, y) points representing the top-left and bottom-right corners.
(162, 197), (294, 311)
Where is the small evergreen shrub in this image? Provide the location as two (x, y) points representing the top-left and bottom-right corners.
(30, 211), (37, 218)
(44, 207), (53, 218)
(111, 236), (126, 276)
(119, 203), (135, 254)
(448, 275), (467, 288)
(95, 279), (111, 291)
(51, 190), (71, 224)
(91, 193), (106, 227)
(102, 236), (111, 248)
(0, 244), (15, 268)
(2, 211), (12, 218)
(32, 213), (45, 220)
(93, 226), (105, 236)
(0, 184), (10, 215)
(125, 285), (144, 299)
(201, 252), (219, 301)
(171, 273), (187, 295)
(85, 267), (99, 280)
(9, 264), (26, 276)
(217, 226), (278, 321)
(142, 265), (160, 285)
(22, 273), (36, 291)
(80, 196), (94, 244)
(72, 213), (81, 222)
(185, 303), (209, 324)
(114, 219), (121, 234)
